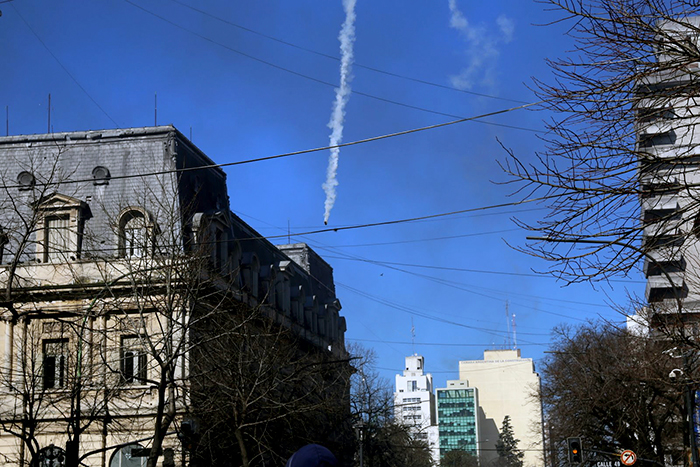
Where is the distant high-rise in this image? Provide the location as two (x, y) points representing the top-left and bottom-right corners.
(458, 349), (544, 467)
(436, 380), (479, 459)
(394, 355), (439, 464)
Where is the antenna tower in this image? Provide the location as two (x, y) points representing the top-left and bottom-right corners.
(411, 317), (416, 355)
(505, 301), (511, 349)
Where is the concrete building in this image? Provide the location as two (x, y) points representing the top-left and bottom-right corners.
(0, 126), (350, 466)
(394, 355), (439, 463)
(458, 349), (544, 467)
(637, 16), (700, 324)
(436, 380), (479, 459)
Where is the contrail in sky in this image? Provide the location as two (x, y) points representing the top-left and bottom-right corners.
(323, 0), (357, 225)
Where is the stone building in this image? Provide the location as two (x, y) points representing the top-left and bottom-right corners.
(0, 126), (349, 466)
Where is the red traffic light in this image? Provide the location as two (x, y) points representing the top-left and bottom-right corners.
(567, 437), (583, 464)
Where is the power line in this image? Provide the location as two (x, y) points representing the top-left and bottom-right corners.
(321, 255), (646, 284)
(264, 197), (549, 239)
(234, 209), (611, 317)
(121, 0), (541, 133)
(351, 338), (549, 347)
(11, 4), (120, 128)
(165, 0), (530, 105)
(336, 282), (555, 339)
(0, 102), (541, 192)
(318, 228), (521, 247)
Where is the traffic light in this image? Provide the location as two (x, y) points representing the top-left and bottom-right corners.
(567, 437), (583, 464)
(178, 419), (199, 451)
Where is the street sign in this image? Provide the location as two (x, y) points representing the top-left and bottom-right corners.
(620, 450), (637, 466)
(593, 461), (621, 467)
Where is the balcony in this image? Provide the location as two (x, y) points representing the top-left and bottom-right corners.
(643, 248), (685, 277)
(642, 194), (679, 213)
(645, 271), (686, 302)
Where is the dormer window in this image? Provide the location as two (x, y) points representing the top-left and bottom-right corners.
(191, 211), (230, 272)
(34, 194), (91, 262)
(241, 253), (260, 299)
(117, 208), (156, 258)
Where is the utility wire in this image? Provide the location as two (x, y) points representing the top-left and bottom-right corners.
(320, 228), (521, 247)
(235, 210), (611, 316)
(1, 101), (541, 191)
(264, 196), (550, 239)
(11, 4), (120, 128)
(165, 0), (530, 105)
(122, 0), (541, 133)
(321, 255), (646, 284)
(336, 281), (549, 340)
(351, 338), (549, 347)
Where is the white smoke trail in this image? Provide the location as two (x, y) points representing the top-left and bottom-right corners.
(323, 0), (357, 225)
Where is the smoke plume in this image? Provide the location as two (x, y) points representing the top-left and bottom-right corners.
(323, 0), (357, 225)
(447, 0), (514, 91)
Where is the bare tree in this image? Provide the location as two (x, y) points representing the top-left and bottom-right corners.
(501, 0), (700, 291)
(0, 147), (137, 466)
(442, 450), (479, 467)
(189, 302), (352, 467)
(0, 127), (351, 467)
(540, 322), (687, 466)
(350, 345), (433, 467)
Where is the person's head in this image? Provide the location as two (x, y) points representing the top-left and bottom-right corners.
(285, 444), (338, 467)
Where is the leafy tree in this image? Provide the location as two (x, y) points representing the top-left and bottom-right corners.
(442, 449), (479, 467)
(495, 415), (524, 467)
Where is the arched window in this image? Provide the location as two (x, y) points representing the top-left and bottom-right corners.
(118, 208), (153, 258)
(241, 253), (260, 299)
(229, 240), (242, 285)
(291, 285), (305, 322)
(109, 444), (147, 467)
(260, 265), (277, 305)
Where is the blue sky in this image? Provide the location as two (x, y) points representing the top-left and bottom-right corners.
(1, 0), (645, 387)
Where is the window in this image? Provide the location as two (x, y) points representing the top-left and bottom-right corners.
(17, 171), (35, 191)
(43, 339), (67, 389)
(408, 380), (417, 391)
(241, 253), (260, 298)
(35, 194), (91, 262)
(120, 335), (147, 384)
(214, 228), (224, 270)
(118, 209), (152, 258)
(0, 228), (8, 264)
(35, 445), (67, 467)
(46, 215), (71, 262)
(92, 166), (111, 185)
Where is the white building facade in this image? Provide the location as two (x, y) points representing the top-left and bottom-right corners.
(458, 349), (544, 467)
(394, 355), (439, 464)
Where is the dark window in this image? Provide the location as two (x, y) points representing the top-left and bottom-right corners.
(43, 339), (67, 389)
(120, 335), (147, 384)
